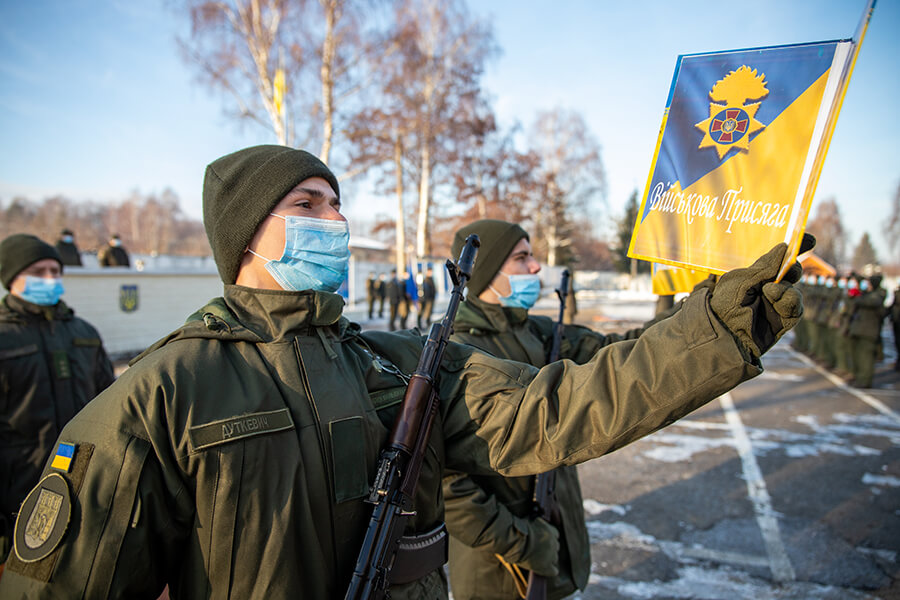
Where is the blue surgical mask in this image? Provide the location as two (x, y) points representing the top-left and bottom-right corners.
(20, 276), (65, 306)
(249, 214), (350, 292)
(491, 272), (541, 309)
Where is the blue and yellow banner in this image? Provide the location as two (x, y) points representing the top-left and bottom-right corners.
(628, 25), (868, 277)
(651, 264), (710, 296)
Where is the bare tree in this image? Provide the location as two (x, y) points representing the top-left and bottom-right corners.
(882, 180), (900, 265)
(527, 108), (607, 266)
(178, 0), (309, 145)
(385, 0), (497, 259)
(446, 106), (540, 226)
(177, 0), (372, 162)
(806, 197), (847, 269)
(1, 193), (210, 256)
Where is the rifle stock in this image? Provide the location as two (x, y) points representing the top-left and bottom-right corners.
(524, 268), (569, 600)
(344, 234), (480, 600)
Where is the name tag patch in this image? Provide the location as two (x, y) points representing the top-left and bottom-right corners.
(14, 473), (72, 563)
(52, 350), (71, 379)
(188, 408), (295, 451)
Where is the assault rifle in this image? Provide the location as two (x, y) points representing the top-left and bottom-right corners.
(525, 268), (570, 600)
(345, 234), (480, 600)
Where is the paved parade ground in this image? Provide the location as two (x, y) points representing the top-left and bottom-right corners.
(356, 291), (899, 599)
(538, 293), (899, 599)
(572, 338), (899, 599)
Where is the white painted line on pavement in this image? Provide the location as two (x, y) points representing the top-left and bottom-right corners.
(720, 392), (796, 582)
(788, 348), (900, 424)
(659, 542), (771, 569)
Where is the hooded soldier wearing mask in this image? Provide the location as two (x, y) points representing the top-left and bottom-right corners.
(0, 234), (114, 564)
(1, 146), (810, 599)
(441, 220), (683, 599)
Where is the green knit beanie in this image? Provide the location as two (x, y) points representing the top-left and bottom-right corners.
(203, 145), (341, 284)
(0, 234), (63, 290)
(451, 219), (529, 296)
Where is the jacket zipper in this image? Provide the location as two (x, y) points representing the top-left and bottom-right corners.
(293, 336), (340, 570)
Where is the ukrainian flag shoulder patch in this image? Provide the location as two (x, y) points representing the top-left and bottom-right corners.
(50, 443), (76, 472)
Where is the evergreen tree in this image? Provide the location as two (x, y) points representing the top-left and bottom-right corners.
(851, 232), (878, 272)
(613, 190), (650, 274)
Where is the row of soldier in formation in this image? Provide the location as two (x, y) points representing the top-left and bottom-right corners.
(1, 144), (814, 600)
(792, 273), (900, 388)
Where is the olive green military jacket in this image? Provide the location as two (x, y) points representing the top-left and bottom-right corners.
(890, 293), (900, 326)
(0, 294), (115, 562)
(848, 287), (887, 339)
(444, 296), (654, 599)
(804, 285), (822, 323)
(814, 286), (838, 326)
(1, 285), (759, 599)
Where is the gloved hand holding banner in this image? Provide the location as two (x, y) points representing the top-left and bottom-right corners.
(628, 0), (875, 281)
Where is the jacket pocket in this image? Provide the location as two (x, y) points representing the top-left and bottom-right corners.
(329, 416), (369, 503)
(0, 343), (39, 360)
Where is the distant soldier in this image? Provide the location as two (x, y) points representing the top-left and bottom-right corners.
(97, 234), (130, 267)
(387, 269), (403, 331)
(366, 272), (378, 320)
(54, 229), (82, 266)
(403, 269), (418, 329)
(803, 276), (823, 360)
(890, 285), (900, 371)
(0, 234), (115, 565)
(831, 275), (854, 379)
(847, 274), (887, 387)
(376, 272), (387, 318)
(418, 267), (436, 329)
(818, 276), (840, 369)
(562, 268), (577, 325)
(791, 275), (812, 353)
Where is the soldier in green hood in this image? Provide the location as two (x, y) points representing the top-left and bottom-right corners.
(1, 145), (809, 599)
(441, 220), (685, 599)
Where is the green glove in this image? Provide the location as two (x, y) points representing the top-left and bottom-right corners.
(692, 274), (718, 294)
(710, 234), (816, 359)
(513, 517), (560, 577)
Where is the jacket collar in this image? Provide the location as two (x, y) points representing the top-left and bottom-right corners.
(221, 285), (346, 341)
(1, 293), (73, 322)
(131, 287), (350, 366)
(455, 295), (529, 334)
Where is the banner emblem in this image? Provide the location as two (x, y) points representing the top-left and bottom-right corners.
(695, 66), (769, 158)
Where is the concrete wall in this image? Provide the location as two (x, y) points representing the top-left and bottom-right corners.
(62, 269), (224, 358)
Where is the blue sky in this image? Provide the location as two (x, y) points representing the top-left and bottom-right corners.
(1, 0), (898, 260)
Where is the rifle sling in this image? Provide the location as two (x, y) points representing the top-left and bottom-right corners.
(387, 523), (448, 585)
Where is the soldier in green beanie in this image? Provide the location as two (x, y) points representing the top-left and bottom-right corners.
(0, 234), (114, 565)
(847, 273), (887, 387)
(97, 234), (131, 267)
(1, 145), (809, 599)
(442, 219), (677, 600)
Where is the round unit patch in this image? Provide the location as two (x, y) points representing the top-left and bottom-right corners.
(13, 472), (72, 562)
